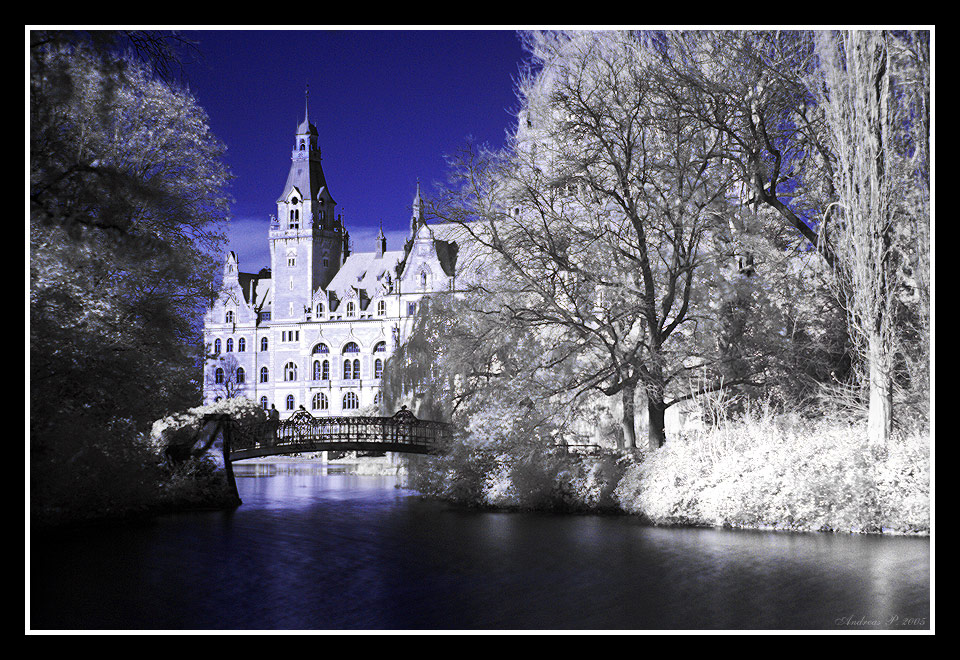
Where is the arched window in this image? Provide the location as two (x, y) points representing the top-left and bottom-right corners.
(313, 360), (322, 380)
(214, 338), (221, 354)
(261, 337), (268, 351)
(313, 343), (329, 354)
(353, 358), (360, 379)
(420, 271), (427, 287)
(214, 396), (222, 403)
(342, 342), (360, 354)
(238, 338), (246, 352)
(343, 359), (352, 380)
(322, 360), (329, 380)
(374, 341), (386, 353)
(236, 367), (245, 384)
(286, 394), (295, 410)
(214, 367), (224, 384)
(226, 338), (233, 352)
(313, 392), (328, 411)
(225, 311), (234, 323)
(284, 362), (297, 381)
(346, 301), (355, 317)
(343, 392), (359, 410)
(317, 303), (325, 316)
(377, 300), (386, 316)
(299, 140), (305, 151)
(260, 396), (268, 410)
(260, 366), (269, 383)
(374, 358), (383, 379)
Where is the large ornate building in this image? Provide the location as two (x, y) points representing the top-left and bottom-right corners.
(202, 106), (470, 418)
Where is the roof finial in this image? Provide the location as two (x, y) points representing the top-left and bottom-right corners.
(304, 83), (310, 123)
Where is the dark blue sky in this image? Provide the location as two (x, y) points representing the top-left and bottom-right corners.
(178, 29), (528, 272)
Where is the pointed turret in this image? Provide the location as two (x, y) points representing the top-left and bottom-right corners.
(279, 85), (334, 226)
(376, 220), (387, 258)
(269, 91), (345, 318)
(410, 179), (426, 239)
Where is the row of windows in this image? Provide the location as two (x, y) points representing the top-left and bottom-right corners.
(256, 391), (382, 412)
(255, 358), (384, 382)
(215, 361), (382, 385)
(213, 338), (247, 353)
(213, 338), (388, 355)
(223, 298), (402, 326)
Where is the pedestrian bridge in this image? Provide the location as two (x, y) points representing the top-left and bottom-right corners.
(223, 406), (452, 461)
(175, 406), (452, 507)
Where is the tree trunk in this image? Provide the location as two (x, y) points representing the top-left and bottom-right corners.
(647, 395), (666, 451)
(866, 331), (893, 446)
(621, 383), (637, 449)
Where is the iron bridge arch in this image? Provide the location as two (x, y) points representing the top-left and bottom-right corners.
(223, 406), (452, 461)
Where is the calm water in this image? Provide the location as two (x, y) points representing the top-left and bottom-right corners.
(31, 463), (930, 630)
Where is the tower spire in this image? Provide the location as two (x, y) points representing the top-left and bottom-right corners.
(304, 83), (310, 124)
(411, 178), (426, 238)
(376, 219), (386, 257)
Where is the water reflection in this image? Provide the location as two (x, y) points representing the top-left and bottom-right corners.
(31, 466), (930, 630)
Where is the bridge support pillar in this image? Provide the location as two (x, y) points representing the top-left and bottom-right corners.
(199, 414), (242, 508)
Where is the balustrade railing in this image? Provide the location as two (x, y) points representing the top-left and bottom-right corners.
(225, 406), (451, 459)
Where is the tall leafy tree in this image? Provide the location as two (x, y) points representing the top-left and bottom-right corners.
(30, 33), (231, 518)
(648, 30), (930, 440)
(813, 30), (930, 444)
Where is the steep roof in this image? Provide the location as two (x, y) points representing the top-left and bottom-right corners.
(280, 158), (332, 205)
(325, 250), (405, 303)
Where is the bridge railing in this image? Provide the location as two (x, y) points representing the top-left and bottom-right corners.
(225, 406), (453, 456)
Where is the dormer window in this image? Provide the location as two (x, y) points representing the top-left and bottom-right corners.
(225, 311), (234, 323)
(346, 302), (355, 317)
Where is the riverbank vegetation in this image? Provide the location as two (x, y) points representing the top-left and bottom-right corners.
(386, 30), (930, 535)
(30, 31), (232, 527)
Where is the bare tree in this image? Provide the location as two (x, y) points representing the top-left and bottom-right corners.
(436, 32), (758, 450)
(206, 354), (246, 401)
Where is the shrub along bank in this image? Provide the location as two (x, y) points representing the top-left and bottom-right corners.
(408, 415), (930, 535)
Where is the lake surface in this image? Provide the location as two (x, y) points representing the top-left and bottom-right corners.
(31, 463), (930, 630)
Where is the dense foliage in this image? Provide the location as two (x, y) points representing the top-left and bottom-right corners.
(384, 29), (929, 533)
(30, 33), (231, 524)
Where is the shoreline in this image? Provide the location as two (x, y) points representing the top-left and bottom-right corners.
(31, 457), (930, 538)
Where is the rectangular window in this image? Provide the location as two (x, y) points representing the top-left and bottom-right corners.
(407, 302), (417, 316)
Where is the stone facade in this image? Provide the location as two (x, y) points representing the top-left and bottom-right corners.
(202, 109), (469, 418)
